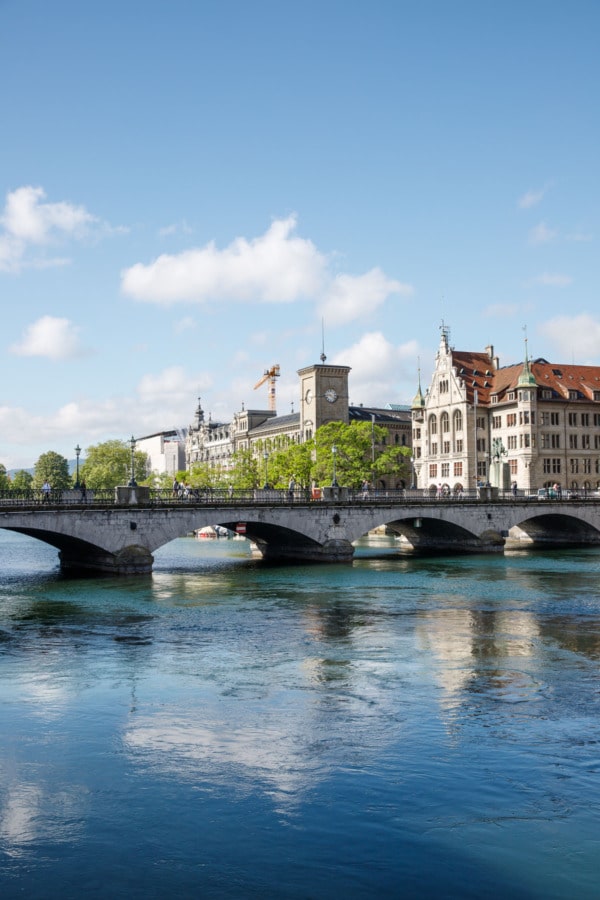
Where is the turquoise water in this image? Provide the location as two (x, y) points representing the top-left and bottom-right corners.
(1, 531), (600, 898)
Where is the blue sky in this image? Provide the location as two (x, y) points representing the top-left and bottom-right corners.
(1, 0), (599, 468)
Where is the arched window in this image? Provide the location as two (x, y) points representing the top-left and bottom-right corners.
(453, 410), (463, 431)
(429, 414), (437, 435)
(441, 412), (450, 433)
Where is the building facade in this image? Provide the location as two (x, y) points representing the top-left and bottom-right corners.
(185, 360), (412, 487)
(412, 327), (600, 494)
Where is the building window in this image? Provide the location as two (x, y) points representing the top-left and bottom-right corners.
(477, 462), (487, 477)
(453, 410), (463, 431)
(542, 390), (552, 399)
(455, 439), (463, 453)
(569, 390), (578, 401)
(431, 443), (438, 455)
(569, 434), (578, 449)
(443, 441), (450, 454)
(491, 395), (498, 404)
(569, 412), (577, 426)
(594, 392), (600, 402)
(507, 414), (517, 427)
(519, 434), (531, 448)
(583, 459), (591, 473)
(508, 392), (515, 401)
(543, 458), (562, 474)
(492, 415), (502, 429)
(519, 411), (530, 425)
(429, 464), (437, 479)
(413, 427), (421, 440)
(441, 463), (450, 478)
(454, 462), (463, 476)
(582, 413), (590, 427)
(477, 438), (486, 452)
(570, 459), (579, 474)
(476, 416), (485, 430)
(507, 435), (517, 450)
(429, 415), (437, 435)
(441, 412), (450, 432)
(439, 379), (449, 393)
(582, 434), (590, 449)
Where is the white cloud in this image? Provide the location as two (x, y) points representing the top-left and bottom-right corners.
(0, 365), (213, 465)
(0, 186), (98, 272)
(531, 272), (572, 287)
(122, 215), (327, 304)
(332, 332), (418, 405)
(9, 316), (87, 361)
(158, 220), (193, 237)
(518, 185), (549, 209)
(528, 221), (557, 245)
(539, 314), (600, 361)
(319, 268), (412, 325)
(122, 217), (411, 326)
(0, 185), (122, 273)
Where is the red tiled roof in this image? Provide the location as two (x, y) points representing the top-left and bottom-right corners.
(449, 351), (600, 405)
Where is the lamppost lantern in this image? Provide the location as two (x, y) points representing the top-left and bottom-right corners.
(331, 444), (338, 487)
(263, 450), (269, 489)
(74, 444), (81, 490)
(128, 435), (137, 487)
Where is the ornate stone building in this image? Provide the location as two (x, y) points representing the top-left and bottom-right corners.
(412, 326), (600, 494)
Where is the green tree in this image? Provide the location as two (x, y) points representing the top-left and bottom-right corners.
(266, 443), (313, 489)
(0, 464), (9, 490)
(79, 440), (148, 490)
(11, 469), (34, 492)
(33, 451), (71, 490)
(229, 449), (260, 489)
(312, 421), (386, 488)
(374, 444), (412, 488)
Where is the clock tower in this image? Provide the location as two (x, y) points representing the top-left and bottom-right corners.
(298, 363), (351, 440)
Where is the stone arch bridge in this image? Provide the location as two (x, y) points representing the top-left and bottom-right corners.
(2, 492), (600, 575)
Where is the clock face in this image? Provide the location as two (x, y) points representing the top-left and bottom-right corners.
(305, 388), (312, 403)
(325, 389), (338, 403)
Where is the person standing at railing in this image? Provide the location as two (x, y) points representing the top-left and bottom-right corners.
(41, 480), (51, 503)
(80, 480), (87, 503)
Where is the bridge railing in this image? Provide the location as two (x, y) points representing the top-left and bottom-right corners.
(2, 485), (599, 509)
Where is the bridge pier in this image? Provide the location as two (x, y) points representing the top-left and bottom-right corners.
(60, 544), (154, 576)
(251, 538), (355, 563)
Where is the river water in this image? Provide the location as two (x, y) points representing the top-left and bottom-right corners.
(0, 530), (599, 899)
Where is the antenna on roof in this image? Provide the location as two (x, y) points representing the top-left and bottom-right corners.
(440, 319), (450, 347)
(320, 318), (327, 363)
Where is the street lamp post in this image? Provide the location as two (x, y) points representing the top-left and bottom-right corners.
(410, 456), (416, 490)
(331, 445), (338, 487)
(371, 414), (376, 487)
(263, 451), (269, 489)
(74, 444), (81, 489)
(128, 435), (137, 487)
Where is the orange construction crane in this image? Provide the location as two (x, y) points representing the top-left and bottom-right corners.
(254, 364), (280, 412)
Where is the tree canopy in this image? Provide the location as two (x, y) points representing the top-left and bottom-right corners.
(79, 440), (149, 490)
(33, 451), (72, 490)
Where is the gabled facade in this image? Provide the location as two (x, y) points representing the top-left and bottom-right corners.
(412, 327), (600, 493)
